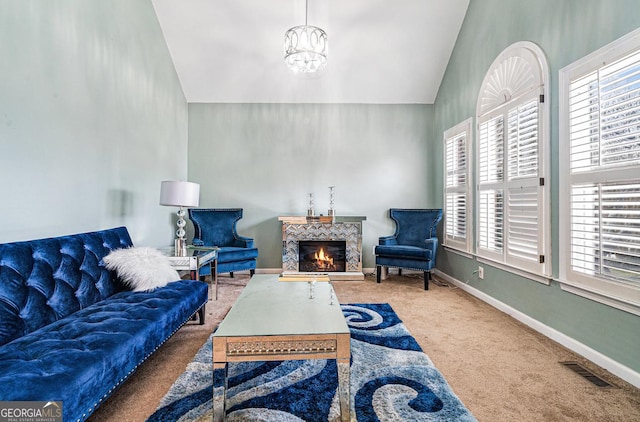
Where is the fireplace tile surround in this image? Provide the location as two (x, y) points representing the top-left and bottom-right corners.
(279, 216), (366, 280)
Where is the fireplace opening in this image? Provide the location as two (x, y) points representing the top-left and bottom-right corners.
(298, 240), (346, 272)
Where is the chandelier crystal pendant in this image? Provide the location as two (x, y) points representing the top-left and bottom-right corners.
(284, 0), (327, 73)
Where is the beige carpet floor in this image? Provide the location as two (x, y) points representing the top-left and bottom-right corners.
(88, 273), (640, 422)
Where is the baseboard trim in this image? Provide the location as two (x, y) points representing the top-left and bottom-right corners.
(433, 269), (640, 389)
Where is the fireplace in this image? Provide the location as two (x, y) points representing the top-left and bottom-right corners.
(298, 240), (346, 272)
(279, 215), (367, 280)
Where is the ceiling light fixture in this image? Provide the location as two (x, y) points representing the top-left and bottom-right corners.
(284, 0), (327, 74)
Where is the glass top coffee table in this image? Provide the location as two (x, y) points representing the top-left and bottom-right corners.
(213, 274), (350, 421)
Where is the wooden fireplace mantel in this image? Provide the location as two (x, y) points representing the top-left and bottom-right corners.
(278, 216), (367, 224)
(278, 216), (366, 280)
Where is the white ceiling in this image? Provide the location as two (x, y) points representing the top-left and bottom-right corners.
(151, 0), (469, 104)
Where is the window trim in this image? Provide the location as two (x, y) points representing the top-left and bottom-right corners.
(443, 118), (473, 254)
(558, 27), (640, 316)
(475, 41), (552, 282)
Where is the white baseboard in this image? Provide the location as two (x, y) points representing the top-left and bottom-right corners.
(434, 269), (640, 389)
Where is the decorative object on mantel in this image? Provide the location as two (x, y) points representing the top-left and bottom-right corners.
(286, 215), (334, 224)
(284, 0), (327, 74)
(328, 185), (335, 216)
(159, 180), (200, 257)
(307, 192), (315, 216)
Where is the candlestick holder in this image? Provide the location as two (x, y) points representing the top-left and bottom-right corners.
(307, 193), (315, 216)
(328, 186), (335, 216)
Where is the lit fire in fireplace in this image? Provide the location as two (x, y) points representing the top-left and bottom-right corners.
(314, 247), (335, 270)
(298, 240), (346, 272)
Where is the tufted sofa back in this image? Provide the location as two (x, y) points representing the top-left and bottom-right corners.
(0, 227), (133, 347)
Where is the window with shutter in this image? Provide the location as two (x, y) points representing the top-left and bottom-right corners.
(506, 99), (542, 269)
(476, 42), (551, 279)
(559, 28), (640, 314)
(478, 115), (504, 257)
(444, 119), (472, 253)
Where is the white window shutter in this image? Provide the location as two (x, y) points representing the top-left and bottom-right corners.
(478, 116), (505, 258)
(444, 119), (472, 252)
(559, 28), (640, 314)
(506, 99), (545, 273)
(566, 49), (640, 286)
(476, 41), (550, 277)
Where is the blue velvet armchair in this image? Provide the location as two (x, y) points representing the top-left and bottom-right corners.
(188, 208), (258, 278)
(375, 208), (443, 290)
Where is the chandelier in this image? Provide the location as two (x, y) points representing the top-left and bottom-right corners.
(284, 0), (327, 73)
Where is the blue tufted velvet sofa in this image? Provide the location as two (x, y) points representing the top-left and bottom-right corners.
(0, 227), (208, 422)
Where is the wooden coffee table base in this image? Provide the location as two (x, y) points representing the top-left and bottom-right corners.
(213, 333), (351, 422)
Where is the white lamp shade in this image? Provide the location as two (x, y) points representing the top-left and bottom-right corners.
(159, 181), (200, 207)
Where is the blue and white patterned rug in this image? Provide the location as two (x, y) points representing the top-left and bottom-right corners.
(148, 303), (476, 421)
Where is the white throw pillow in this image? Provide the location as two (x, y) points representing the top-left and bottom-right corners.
(103, 247), (180, 292)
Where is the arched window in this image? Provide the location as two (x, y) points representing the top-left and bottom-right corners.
(476, 41), (551, 280)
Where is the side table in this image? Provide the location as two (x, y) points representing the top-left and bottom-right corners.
(163, 247), (219, 300)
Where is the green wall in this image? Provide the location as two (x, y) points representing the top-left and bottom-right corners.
(1, 0), (638, 386)
(433, 0), (640, 374)
(188, 103), (435, 269)
(0, 0), (188, 246)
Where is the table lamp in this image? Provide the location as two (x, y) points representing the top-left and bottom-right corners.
(159, 180), (200, 256)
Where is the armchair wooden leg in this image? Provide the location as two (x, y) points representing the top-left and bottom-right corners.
(376, 266), (382, 283)
(250, 269), (255, 276)
(423, 272), (429, 290)
(230, 272), (234, 278)
(198, 304), (206, 325)
(398, 268), (402, 276)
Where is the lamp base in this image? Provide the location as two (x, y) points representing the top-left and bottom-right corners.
(175, 238), (187, 257)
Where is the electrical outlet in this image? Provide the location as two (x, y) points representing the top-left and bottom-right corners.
(478, 266), (484, 279)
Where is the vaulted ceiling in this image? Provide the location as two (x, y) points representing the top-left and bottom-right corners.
(151, 0), (469, 104)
